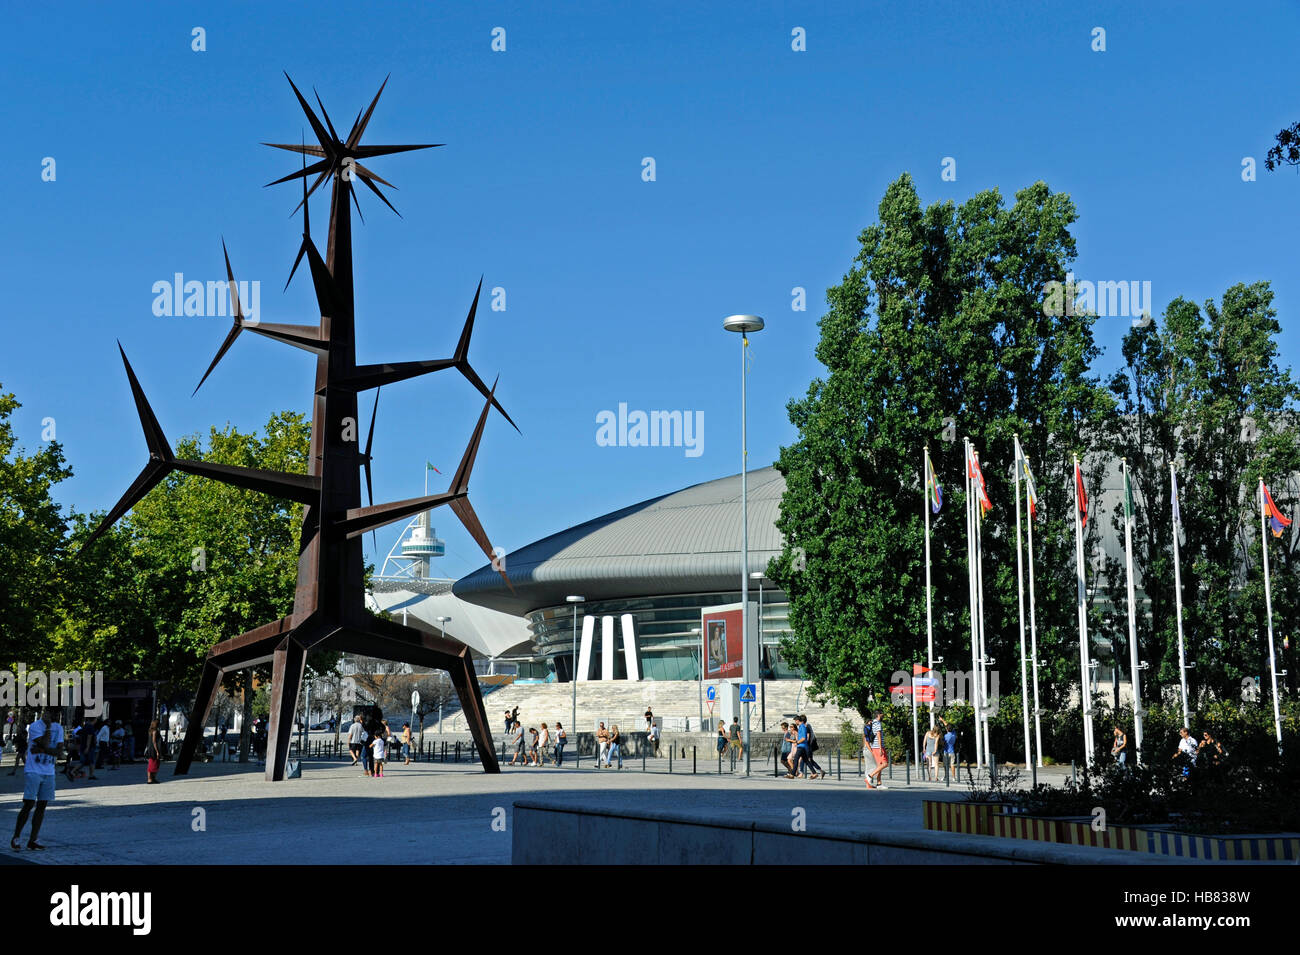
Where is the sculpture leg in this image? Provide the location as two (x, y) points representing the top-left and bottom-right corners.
(266, 638), (308, 782)
(175, 659), (223, 776)
(446, 649), (499, 774)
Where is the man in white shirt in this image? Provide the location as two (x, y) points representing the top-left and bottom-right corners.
(12, 708), (62, 851)
(1174, 727), (1198, 775)
(96, 720), (111, 769)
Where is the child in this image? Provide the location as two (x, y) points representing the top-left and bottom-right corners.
(370, 733), (387, 777)
(528, 727), (540, 766)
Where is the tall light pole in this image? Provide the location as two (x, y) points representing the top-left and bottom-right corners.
(567, 596), (584, 742)
(691, 627), (703, 731)
(435, 616), (450, 734)
(751, 571), (765, 732)
(724, 314), (763, 752)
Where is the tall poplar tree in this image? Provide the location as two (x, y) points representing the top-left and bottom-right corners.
(768, 174), (1114, 727)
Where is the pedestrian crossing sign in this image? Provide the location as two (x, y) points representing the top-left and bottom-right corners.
(740, 683), (757, 703)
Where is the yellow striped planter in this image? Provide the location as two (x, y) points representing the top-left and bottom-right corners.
(1059, 820), (1143, 852)
(922, 800), (1002, 836)
(990, 812), (1060, 844)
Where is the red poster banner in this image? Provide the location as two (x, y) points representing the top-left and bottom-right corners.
(702, 608), (744, 681)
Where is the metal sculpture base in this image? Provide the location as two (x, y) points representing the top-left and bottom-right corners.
(174, 615), (499, 780)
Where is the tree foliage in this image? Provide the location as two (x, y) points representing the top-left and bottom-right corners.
(769, 174), (1114, 718)
(1104, 285), (1300, 703)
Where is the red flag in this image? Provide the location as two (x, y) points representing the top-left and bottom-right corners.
(1264, 483), (1292, 538)
(1075, 460), (1088, 528)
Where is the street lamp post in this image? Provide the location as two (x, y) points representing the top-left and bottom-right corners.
(435, 616), (450, 734)
(751, 571), (765, 732)
(724, 314), (764, 752)
(691, 627), (703, 731)
(567, 596), (584, 745)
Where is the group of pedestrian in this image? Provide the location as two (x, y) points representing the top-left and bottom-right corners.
(346, 711), (407, 778)
(499, 707), (579, 767)
(10, 709), (166, 852)
(59, 717), (133, 781)
(778, 714), (826, 779)
(1172, 726), (1224, 774)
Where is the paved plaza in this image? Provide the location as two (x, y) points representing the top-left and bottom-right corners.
(0, 748), (1072, 866)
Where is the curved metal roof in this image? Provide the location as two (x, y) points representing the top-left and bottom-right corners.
(454, 467), (787, 616)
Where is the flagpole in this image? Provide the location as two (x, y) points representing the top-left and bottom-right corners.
(924, 447), (935, 732)
(1014, 436), (1032, 770)
(1073, 453), (1095, 768)
(1171, 464), (1190, 729)
(965, 438), (984, 771)
(1026, 463), (1043, 767)
(1260, 480), (1284, 754)
(975, 451), (990, 764)
(1123, 458), (1144, 765)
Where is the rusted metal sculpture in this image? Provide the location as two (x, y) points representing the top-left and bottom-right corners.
(86, 75), (514, 780)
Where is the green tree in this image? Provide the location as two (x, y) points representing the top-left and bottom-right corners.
(56, 411), (316, 695)
(0, 388), (71, 667)
(1104, 284), (1300, 705)
(768, 173), (1114, 725)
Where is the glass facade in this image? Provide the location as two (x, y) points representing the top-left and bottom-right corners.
(522, 589), (802, 682)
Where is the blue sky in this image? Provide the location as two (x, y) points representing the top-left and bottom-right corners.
(3, 1), (1298, 579)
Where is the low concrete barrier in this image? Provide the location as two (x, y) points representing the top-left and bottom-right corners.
(511, 799), (1184, 865)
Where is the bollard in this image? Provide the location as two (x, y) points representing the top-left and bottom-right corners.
(1072, 760), (1077, 788)
(745, 747), (750, 778)
(837, 751), (842, 781)
(669, 748), (673, 773)
(1031, 760), (1037, 789)
(774, 748), (779, 778)
(945, 757), (951, 786)
(718, 749), (722, 775)
(889, 757), (894, 780)
(642, 748), (646, 773)
(693, 746), (697, 775)
(990, 754), (997, 786)
(456, 741), (461, 763)
(906, 759), (910, 786)
(859, 753), (863, 778)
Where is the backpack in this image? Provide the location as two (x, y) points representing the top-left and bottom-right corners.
(864, 722), (876, 746)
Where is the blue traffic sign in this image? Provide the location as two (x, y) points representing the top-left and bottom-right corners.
(706, 685), (717, 702)
(740, 684), (757, 703)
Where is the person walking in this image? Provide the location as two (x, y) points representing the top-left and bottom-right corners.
(596, 723), (611, 768)
(1173, 726), (1197, 776)
(144, 720), (163, 784)
(802, 716), (826, 778)
(371, 733), (387, 777)
(7, 718), (27, 776)
(539, 723), (551, 765)
(527, 727), (540, 766)
(95, 719), (111, 769)
(716, 721), (728, 765)
(509, 721), (527, 766)
(553, 722), (567, 766)
(1111, 725), (1128, 768)
(504, 706), (519, 736)
(866, 710), (888, 788)
(942, 722), (957, 779)
(728, 717), (744, 762)
(646, 719), (660, 757)
(607, 725), (623, 769)
(786, 716), (809, 779)
(778, 722), (793, 774)
(401, 723), (413, 766)
(923, 724), (940, 780)
(79, 721), (98, 781)
(12, 708), (62, 851)
(348, 715), (365, 768)
(1198, 730), (1224, 765)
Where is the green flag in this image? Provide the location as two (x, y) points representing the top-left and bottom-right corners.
(1123, 461), (1133, 521)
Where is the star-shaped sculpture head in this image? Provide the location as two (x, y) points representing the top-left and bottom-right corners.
(263, 73), (441, 218)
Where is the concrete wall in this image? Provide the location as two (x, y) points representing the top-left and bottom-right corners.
(511, 800), (1185, 865)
